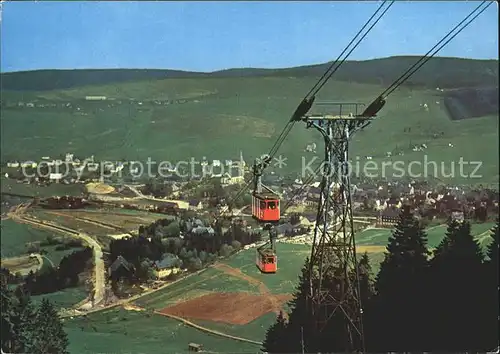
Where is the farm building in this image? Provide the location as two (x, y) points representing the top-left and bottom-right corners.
(378, 208), (400, 227)
(108, 256), (135, 280)
(188, 343), (203, 352)
(153, 254), (180, 279)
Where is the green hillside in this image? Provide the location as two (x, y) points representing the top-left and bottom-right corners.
(1, 56), (498, 91)
(1, 57), (498, 185)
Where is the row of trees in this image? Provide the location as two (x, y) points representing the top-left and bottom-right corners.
(1, 273), (69, 353)
(109, 217), (262, 286)
(4, 247), (93, 297)
(263, 208), (498, 352)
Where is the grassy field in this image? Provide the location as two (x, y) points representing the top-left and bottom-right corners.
(70, 245), (312, 352)
(224, 243), (310, 294)
(28, 209), (114, 237)
(0, 177), (85, 197)
(40, 209), (164, 234)
(1, 219), (51, 257)
(1, 76), (498, 185)
(64, 308), (261, 354)
(0, 219), (81, 263)
(66, 220), (497, 352)
(356, 222), (495, 249)
(26, 208), (166, 241)
(1, 219), (88, 308)
(135, 267), (259, 310)
(32, 286), (88, 309)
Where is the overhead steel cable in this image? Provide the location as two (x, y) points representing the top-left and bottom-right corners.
(260, 0), (395, 165)
(360, 0), (493, 119)
(380, 0), (492, 99)
(217, 1), (394, 218)
(266, 0), (395, 162)
(303, 1), (391, 99)
(309, 0), (395, 97)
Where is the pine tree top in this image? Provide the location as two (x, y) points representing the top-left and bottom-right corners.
(384, 207), (429, 261)
(486, 220), (499, 264)
(376, 207), (430, 295)
(432, 220), (485, 268)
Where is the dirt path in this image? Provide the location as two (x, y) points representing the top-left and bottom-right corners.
(125, 303), (262, 345)
(213, 263), (285, 316)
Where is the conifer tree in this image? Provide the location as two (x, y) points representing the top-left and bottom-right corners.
(264, 257), (329, 353)
(355, 252), (376, 351)
(430, 220), (486, 351)
(356, 252), (374, 304)
(262, 311), (288, 354)
(376, 207), (429, 296)
(263, 259), (311, 353)
(11, 286), (37, 353)
(432, 219), (460, 264)
(486, 220), (498, 269)
(282, 257), (313, 353)
(31, 298), (69, 354)
(372, 206), (430, 352)
(484, 220), (499, 350)
(0, 272), (15, 352)
(428, 219), (460, 349)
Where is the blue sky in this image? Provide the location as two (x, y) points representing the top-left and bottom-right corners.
(1, 1), (498, 72)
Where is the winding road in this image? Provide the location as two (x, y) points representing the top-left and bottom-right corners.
(7, 205), (105, 308)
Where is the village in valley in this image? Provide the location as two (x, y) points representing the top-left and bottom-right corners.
(2, 146), (497, 286)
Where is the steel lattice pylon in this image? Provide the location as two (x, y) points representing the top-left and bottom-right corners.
(301, 102), (375, 353)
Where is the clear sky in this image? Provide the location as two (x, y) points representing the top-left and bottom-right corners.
(1, 1), (498, 73)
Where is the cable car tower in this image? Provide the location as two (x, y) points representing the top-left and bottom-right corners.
(300, 101), (379, 352)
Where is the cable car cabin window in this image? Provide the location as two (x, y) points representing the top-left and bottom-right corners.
(268, 201), (278, 209)
(260, 201), (266, 209)
(260, 256), (274, 264)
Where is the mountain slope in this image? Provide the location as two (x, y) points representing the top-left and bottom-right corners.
(1, 75), (498, 185)
(1, 56), (498, 92)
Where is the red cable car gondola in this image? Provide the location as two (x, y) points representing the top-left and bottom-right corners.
(251, 192), (280, 223)
(251, 155), (280, 273)
(256, 226), (278, 273)
(250, 155), (281, 223)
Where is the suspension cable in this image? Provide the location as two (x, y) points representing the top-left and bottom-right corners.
(263, 0), (395, 164)
(217, 1), (394, 218)
(360, 0), (492, 119)
(304, 0), (394, 99)
(311, 0), (395, 97)
(381, 0), (491, 98)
